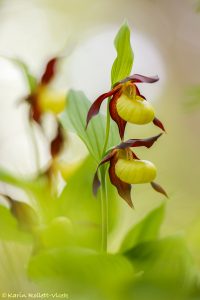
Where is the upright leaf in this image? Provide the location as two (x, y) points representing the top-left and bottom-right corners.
(120, 204), (165, 253)
(125, 236), (196, 289)
(61, 90), (120, 162)
(111, 23), (134, 86)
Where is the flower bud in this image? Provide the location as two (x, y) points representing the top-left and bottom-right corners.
(116, 94), (155, 125)
(38, 87), (66, 114)
(115, 158), (157, 184)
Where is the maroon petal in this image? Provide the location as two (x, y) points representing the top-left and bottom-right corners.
(41, 57), (57, 85)
(153, 117), (166, 132)
(116, 133), (162, 150)
(92, 150), (116, 196)
(134, 85), (146, 100)
(109, 90), (127, 140)
(109, 156), (133, 208)
(51, 123), (65, 158)
(93, 171), (101, 196)
(28, 94), (42, 124)
(130, 74), (159, 83)
(116, 74), (159, 86)
(151, 181), (168, 198)
(86, 85), (121, 128)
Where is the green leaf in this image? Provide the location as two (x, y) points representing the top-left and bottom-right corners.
(0, 168), (57, 223)
(58, 156), (119, 250)
(120, 204), (165, 253)
(61, 90), (120, 162)
(14, 59), (37, 93)
(125, 236), (196, 289)
(111, 23), (134, 86)
(13, 58), (37, 93)
(0, 56), (37, 93)
(0, 205), (32, 242)
(28, 247), (134, 298)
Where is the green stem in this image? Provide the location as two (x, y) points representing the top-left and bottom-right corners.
(100, 168), (108, 252)
(102, 98), (111, 156)
(100, 98), (112, 252)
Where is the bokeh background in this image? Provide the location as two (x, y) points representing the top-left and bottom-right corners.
(0, 0), (200, 265)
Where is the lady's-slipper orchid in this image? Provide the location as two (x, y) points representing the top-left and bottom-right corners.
(26, 58), (66, 124)
(86, 74), (165, 140)
(93, 133), (167, 207)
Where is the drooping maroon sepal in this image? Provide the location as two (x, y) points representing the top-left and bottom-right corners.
(109, 90), (127, 140)
(86, 85), (122, 128)
(109, 155), (133, 208)
(116, 133), (162, 150)
(41, 57), (58, 85)
(51, 123), (65, 158)
(28, 94), (42, 124)
(153, 117), (166, 132)
(92, 151), (116, 195)
(93, 171), (101, 196)
(151, 181), (168, 198)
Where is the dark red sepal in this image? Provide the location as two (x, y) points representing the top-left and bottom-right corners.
(27, 94), (42, 124)
(92, 151), (116, 196)
(115, 74), (159, 86)
(41, 57), (57, 85)
(86, 85), (122, 128)
(151, 181), (168, 198)
(51, 123), (65, 158)
(116, 133), (162, 150)
(153, 117), (166, 132)
(109, 90), (127, 140)
(109, 155), (133, 208)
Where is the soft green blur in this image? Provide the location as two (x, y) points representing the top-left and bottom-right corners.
(0, 0), (200, 299)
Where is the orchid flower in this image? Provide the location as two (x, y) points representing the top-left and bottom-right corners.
(93, 133), (167, 207)
(86, 74), (165, 140)
(26, 58), (66, 124)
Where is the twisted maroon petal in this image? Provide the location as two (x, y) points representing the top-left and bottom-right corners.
(151, 181), (168, 198)
(153, 117), (166, 132)
(92, 151), (116, 196)
(109, 156), (133, 208)
(116, 133), (162, 150)
(41, 57), (58, 85)
(130, 74), (159, 83)
(109, 90), (127, 140)
(115, 74), (159, 86)
(86, 85), (122, 128)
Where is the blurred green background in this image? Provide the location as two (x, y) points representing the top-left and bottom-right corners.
(0, 0), (200, 295)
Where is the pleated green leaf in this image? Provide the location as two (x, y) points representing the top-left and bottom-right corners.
(120, 204), (165, 253)
(111, 23), (134, 86)
(61, 90), (120, 162)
